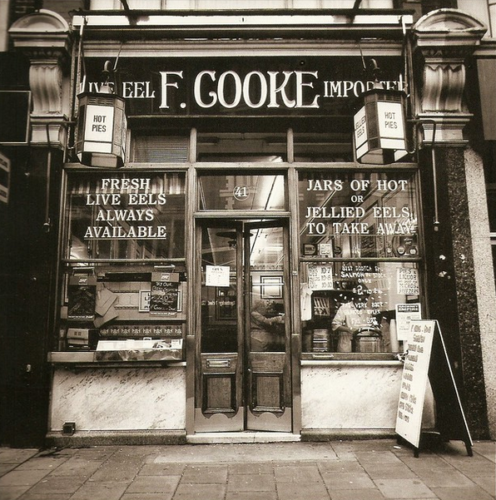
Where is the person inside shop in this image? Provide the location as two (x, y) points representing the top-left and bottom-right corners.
(331, 286), (381, 352)
(250, 300), (285, 352)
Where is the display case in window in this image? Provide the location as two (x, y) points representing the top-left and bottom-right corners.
(57, 170), (188, 362)
(300, 261), (420, 356)
(59, 264), (187, 361)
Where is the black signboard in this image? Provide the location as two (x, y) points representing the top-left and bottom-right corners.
(83, 56), (404, 119)
(149, 272), (180, 314)
(0, 91), (31, 144)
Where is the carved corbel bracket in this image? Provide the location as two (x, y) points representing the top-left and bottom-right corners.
(412, 9), (486, 146)
(9, 9), (73, 148)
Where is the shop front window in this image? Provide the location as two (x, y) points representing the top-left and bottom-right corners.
(66, 172), (185, 260)
(199, 173), (286, 211)
(298, 170), (421, 357)
(58, 171), (187, 359)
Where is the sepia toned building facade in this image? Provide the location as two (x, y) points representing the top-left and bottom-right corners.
(0, 0), (495, 447)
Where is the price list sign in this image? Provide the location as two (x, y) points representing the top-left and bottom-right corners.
(395, 320), (435, 448)
(308, 264), (333, 290)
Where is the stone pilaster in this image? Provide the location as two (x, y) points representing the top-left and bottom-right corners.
(413, 8), (486, 146)
(413, 9), (490, 438)
(9, 9), (72, 148)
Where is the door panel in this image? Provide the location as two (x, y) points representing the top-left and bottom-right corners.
(195, 219), (291, 433)
(201, 354), (238, 414)
(195, 222), (244, 432)
(245, 222), (292, 431)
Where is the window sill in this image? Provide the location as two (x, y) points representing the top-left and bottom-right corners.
(301, 352), (403, 366)
(48, 351), (186, 368)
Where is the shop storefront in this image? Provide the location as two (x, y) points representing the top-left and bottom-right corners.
(4, 5), (495, 445)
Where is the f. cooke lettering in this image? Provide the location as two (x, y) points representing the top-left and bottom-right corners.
(160, 70), (320, 110)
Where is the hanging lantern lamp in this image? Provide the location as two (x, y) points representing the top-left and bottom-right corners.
(353, 59), (408, 165)
(75, 62), (127, 168)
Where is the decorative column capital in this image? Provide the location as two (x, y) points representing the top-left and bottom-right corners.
(412, 9), (487, 146)
(9, 9), (73, 148)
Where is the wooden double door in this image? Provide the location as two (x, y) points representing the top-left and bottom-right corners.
(195, 219), (292, 432)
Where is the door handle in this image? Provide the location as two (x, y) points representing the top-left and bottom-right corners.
(206, 359), (231, 368)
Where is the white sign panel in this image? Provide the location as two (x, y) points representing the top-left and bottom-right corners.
(395, 320), (435, 448)
(396, 303), (422, 341)
(397, 267), (419, 296)
(377, 101), (405, 140)
(206, 265), (230, 287)
(308, 264), (334, 290)
(354, 105), (367, 156)
(84, 104), (114, 143)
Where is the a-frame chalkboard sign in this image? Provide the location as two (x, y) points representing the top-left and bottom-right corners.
(395, 320), (473, 458)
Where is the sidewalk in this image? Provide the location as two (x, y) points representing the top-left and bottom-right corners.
(0, 439), (494, 500)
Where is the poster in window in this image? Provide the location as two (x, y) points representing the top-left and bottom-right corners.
(397, 268), (419, 296)
(206, 265), (230, 287)
(149, 272), (180, 314)
(67, 275), (97, 320)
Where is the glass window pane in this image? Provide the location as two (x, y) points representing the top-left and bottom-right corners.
(300, 261), (420, 354)
(294, 132), (352, 163)
(200, 225), (238, 353)
(197, 132), (286, 162)
(199, 173), (286, 211)
(66, 172), (186, 260)
(299, 171), (419, 259)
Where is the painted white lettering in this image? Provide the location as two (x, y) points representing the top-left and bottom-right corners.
(267, 71), (295, 108)
(159, 71), (183, 109)
(194, 70), (217, 108)
(243, 71), (268, 108)
(217, 71), (242, 109)
(295, 71), (320, 108)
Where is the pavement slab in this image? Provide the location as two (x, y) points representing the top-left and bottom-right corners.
(322, 471), (376, 490)
(0, 485), (31, 500)
(124, 475), (180, 493)
(328, 489), (387, 500)
(228, 473), (277, 492)
(374, 478), (437, 498)
(431, 485), (496, 500)
(276, 481), (330, 500)
(181, 464), (228, 484)
(0, 439), (492, 500)
(70, 481), (130, 500)
(172, 482), (226, 500)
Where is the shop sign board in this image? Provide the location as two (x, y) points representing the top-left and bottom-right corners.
(395, 320), (473, 456)
(395, 320), (435, 449)
(83, 56), (404, 120)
